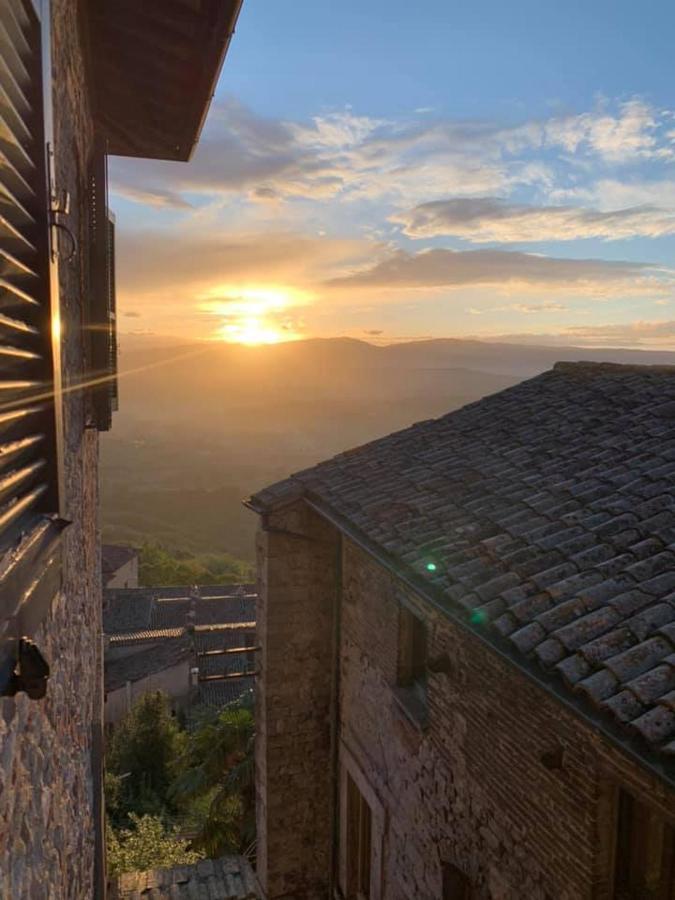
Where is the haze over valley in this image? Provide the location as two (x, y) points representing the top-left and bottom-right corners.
(101, 334), (675, 561)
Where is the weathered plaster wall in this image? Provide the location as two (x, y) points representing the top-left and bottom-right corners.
(105, 558), (138, 590)
(104, 662), (191, 725)
(0, 2), (101, 896)
(338, 538), (674, 900)
(255, 501), (340, 900)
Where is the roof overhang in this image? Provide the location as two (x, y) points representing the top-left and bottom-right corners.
(87, 0), (243, 161)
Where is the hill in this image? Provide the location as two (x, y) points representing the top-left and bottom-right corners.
(101, 336), (675, 560)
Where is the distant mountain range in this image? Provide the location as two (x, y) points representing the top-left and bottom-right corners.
(101, 335), (675, 560)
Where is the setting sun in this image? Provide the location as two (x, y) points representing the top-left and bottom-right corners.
(219, 316), (289, 345)
(199, 286), (307, 345)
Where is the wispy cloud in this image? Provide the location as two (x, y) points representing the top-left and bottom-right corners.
(111, 97), (673, 211)
(326, 247), (666, 293)
(394, 197), (675, 242)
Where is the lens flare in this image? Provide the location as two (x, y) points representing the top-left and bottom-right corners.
(200, 286), (307, 345)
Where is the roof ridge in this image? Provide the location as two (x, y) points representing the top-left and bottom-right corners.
(553, 360), (675, 375)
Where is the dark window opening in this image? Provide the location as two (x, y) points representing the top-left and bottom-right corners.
(614, 788), (675, 899)
(395, 605), (428, 726)
(442, 862), (472, 900)
(398, 605), (427, 688)
(346, 773), (372, 900)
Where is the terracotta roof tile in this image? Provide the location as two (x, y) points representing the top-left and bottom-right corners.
(251, 363), (675, 765)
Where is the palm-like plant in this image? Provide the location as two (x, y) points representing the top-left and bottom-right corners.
(171, 703), (255, 858)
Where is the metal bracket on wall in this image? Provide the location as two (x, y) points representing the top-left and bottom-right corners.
(1, 638), (50, 700)
(47, 142), (77, 263)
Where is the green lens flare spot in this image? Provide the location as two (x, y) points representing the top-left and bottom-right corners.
(470, 609), (488, 626)
(426, 562), (437, 572)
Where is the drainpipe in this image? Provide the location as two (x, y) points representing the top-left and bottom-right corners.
(328, 532), (343, 898)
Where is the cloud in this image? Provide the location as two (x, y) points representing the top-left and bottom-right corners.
(394, 197), (675, 242)
(116, 229), (374, 299)
(558, 178), (675, 211)
(541, 99), (662, 163)
(364, 329), (384, 335)
(488, 320), (675, 348)
(111, 96), (672, 212)
(326, 247), (662, 292)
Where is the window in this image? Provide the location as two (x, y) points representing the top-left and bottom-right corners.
(346, 772), (372, 899)
(614, 788), (675, 899)
(398, 605), (427, 689)
(0, 0), (68, 696)
(395, 604), (428, 726)
(442, 862), (472, 899)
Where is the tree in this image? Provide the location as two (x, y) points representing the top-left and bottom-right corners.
(107, 692), (187, 827)
(171, 702), (255, 857)
(138, 542), (253, 587)
(107, 814), (200, 875)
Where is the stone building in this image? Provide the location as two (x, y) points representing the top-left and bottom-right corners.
(103, 584), (257, 724)
(249, 363), (675, 900)
(102, 544), (139, 589)
(0, 2), (242, 897)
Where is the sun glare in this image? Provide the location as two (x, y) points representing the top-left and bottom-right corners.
(200, 286), (306, 346)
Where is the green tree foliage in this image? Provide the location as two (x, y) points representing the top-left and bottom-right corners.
(107, 692), (187, 827)
(106, 693), (255, 866)
(107, 814), (200, 875)
(138, 542), (253, 587)
(171, 703), (255, 857)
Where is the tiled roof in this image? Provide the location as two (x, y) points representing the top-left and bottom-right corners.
(198, 651), (253, 678)
(251, 363), (675, 765)
(194, 624), (256, 654)
(103, 586), (257, 636)
(109, 628), (185, 646)
(151, 594), (256, 630)
(197, 676), (254, 709)
(105, 637), (192, 692)
(104, 589), (154, 635)
(115, 855), (258, 899)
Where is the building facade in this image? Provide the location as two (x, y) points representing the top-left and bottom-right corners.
(103, 584), (257, 724)
(0, 2), (242, 896)
(251, 363), (675, 900)
(102, 545), (139, 589)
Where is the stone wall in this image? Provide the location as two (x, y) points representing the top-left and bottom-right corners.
(256, 509), (675, 900)
(338, 538), (673, 900)
(0, 1), (101, 897)
(255, 501), (340, 900)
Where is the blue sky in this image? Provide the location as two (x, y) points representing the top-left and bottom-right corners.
(110, 0), (675, 347)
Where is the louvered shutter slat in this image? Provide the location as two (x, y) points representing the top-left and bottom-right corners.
(0, 0), (66, 699)
(0, 246), (37, 278)
(0, 148), (36, 202)
(0, 0), (60, 562)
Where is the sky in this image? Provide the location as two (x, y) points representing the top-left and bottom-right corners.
(110, 0), (675, 348)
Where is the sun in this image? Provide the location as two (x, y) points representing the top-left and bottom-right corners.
(219, 317), (288, 346)
(199, 286), (307, 346)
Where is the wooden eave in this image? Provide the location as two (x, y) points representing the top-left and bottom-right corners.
(87, 0), (243, 161)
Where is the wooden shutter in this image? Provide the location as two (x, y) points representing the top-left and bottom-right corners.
(88, 145), (117, 431)
(442, 862), (472, 900)
(0, 0), (67, 695)
(346, 773), (372, 899)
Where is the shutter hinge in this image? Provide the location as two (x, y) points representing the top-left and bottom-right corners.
(1, 638), (50, 700)
(47, 142), (76, 262)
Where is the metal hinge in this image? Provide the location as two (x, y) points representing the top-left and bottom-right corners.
(2, 638), (50, 700)
(47, 142), (76, 262)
